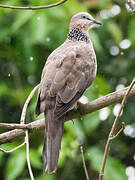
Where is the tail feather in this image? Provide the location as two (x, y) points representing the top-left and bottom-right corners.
(43, 111), (64, 173)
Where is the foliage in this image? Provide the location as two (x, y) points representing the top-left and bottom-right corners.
(0, 0), (135, 180)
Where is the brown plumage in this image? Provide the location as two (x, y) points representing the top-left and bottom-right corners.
(35, 12), (102, 173)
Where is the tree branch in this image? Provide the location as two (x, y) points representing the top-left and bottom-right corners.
(80, 146), (89, 180)
(109, 122), (125, 140)
(0, 142), (25, 153)
(25, 130), (34, 180)
(98, 78), (135, 180)
(0, 84), (38, 178)
(20, 84), (38, 179)
(20, 84), (39, 124)
(0, 83), (135, 145)
(0, 0), (68, 10)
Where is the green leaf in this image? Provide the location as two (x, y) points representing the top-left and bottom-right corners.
(63, 0), (87, 14)
(30, 149), (42, 169)
(86, 146), (102, 170)
(83, 111), (100, 134)
(59, 121), (82, 166)
(84, 76), (110, 102)
(128, 18), (135, 46)
(84, 83), (98, 101)
(36, 173), (54, 180)
(89, 30), (103, 53)
(107, 21), (123, 43)
(99, 0), (110, 8)
(5, 150), (26, 180)
(60, 134), (75, 166)
(0, 151), (3, 166)
(94, 76), (110, 95)
(0, 83), (8, 96)
(86, 146), (127, 180)
(44, 6), (67, 20)
(65, 120), (86, 143)
(29, 13), (47, 44)
(11, 11), (34, 33)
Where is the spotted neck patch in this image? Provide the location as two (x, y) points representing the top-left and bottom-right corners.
(67, 28), (90, 43)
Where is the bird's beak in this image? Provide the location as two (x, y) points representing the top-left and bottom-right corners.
(92, 19), (102, 26)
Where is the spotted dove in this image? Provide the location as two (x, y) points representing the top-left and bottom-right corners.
(35, 12), (102, 173)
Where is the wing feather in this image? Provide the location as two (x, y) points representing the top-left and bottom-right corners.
(35, 45), (95, 118)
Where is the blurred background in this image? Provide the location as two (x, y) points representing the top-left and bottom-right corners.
(0, 0), (135, 179)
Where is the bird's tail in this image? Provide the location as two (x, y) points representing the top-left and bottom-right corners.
(43, 110), (64, 173)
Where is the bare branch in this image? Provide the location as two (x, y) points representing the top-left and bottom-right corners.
(0, 129), (26, 145)
(0, 86), (39, 178)
(0, 83), (135, 145)
(109, 122), (125, 140)
(0, 0), (68, 10)
(99, 78), (135, 180)
(66, 83), (135, 120)
(0, 119), (44, 130)
(0, 142), (25, 153)
(80, 146), (90, 180)
(0, 123), (30, 130)
(126, 0), (135, 13)
(25, 130), (34, 180)
(0, 119), (45, 145)
(20, 85), (38, 179)
(20, 84), (39, 124)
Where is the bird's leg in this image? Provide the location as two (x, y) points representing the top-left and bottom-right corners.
(71, 101), (84, 124)
(74, 100), (85, 122)
(76, 100), (84, 109)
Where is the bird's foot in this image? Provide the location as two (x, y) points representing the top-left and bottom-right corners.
(76, 100), (84, 109)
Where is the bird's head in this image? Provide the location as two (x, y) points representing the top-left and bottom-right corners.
(69, 12), (102, 32)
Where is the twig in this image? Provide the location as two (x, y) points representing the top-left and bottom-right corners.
(80, 146), (90, 180)
(0, 85), (38, 178)
(109, 122), (125, 140)
(25, 130), (34, 180)
(20, 85), (39, 179)
(66, 83), (135, 120)
(126, 0), (135, 13)
(0, 69), (39, 159)
(0, 123), (30, 130)
(20, 84), (39, 124)
(0, 119), (45, 130)
(0, 142), (25, 153)
(20, 85), (39, 180)
(0, 83), (135, 145)
(0, 0), (68, 10)
(99, 78), (135, 180)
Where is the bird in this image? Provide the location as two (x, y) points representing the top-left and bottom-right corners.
(35, 12), (102, 173)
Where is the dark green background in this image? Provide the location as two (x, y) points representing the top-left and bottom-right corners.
(0, 0), (135, 179)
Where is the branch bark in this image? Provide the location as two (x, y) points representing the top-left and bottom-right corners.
(0, 84), (135, 145)
(99, 78), (135, 180)
(0, 0), (68, 10)
(80, 146), (89, 180)
(20, 84), (39, 124)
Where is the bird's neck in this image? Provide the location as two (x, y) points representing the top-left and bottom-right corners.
(67, 28), (90, 43)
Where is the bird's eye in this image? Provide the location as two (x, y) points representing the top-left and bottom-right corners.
(82, 16), (86, 19)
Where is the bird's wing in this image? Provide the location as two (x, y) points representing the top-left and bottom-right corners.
(51, 50), (93, 118)
(36, 46), (95, 117)
(35, 49), (78, 116)
(54, 74), (87, 118)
